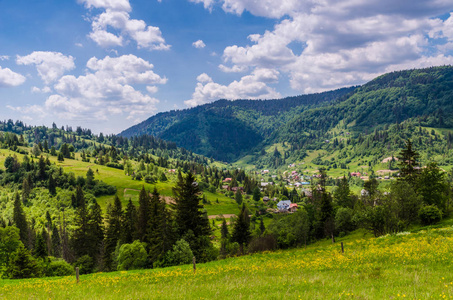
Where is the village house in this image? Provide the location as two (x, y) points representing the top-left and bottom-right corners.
(277, 200), (291, 212)
(351, 172), (361, 177)
(263, 196), (270, 202)
(222, 178), (232, 183)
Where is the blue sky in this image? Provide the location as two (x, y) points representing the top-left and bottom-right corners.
(1, 0), (453, 134)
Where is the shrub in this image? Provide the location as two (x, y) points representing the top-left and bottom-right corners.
(335, 207), (355, 234)
(46, 259), (74, 277)
(247, 235), (277, 253)
(155, 239), (193, 268)
(117, 240), (148, 271)
(419, 205), (442, 225)
(73, 255), (94, 275)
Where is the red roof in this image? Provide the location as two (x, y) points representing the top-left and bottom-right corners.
(290, 203), (298, 208)
(223, 178), (232, 182)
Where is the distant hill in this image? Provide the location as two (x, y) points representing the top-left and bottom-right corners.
(121, 66), (453, 166)
(120, 88), (356, 162)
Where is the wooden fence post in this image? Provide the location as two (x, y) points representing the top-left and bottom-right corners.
(76, 267), (79, 283)
(193, 256), (196, 273)
(341, 242), (344, 253)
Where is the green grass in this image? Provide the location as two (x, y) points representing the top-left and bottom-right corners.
(1, 224), (453, 299)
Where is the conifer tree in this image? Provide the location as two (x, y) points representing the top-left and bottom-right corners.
(398, 139), (420, 184)
(51, 225), (61, 258)
(33, 230), (48, 259)
(6, 244), (41, 279)
(172, 172), (212, 260)
(121, 199), (138, 245)
(13, 193), (29, 249)
(137, 187), (150, 242)
(88, 200), (104, 265)
(334, 176), (354, 208)
(104, 196), (122, 271)
(48, 174), (56, 195)
(232, 204), (251, 254)
(71, 187), (89, 259)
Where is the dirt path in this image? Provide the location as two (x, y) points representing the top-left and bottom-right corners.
(208, 214), (236, 219)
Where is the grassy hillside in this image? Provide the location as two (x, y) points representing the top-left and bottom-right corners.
(1, 223), (452, 299)
(0, 147), (238, 217)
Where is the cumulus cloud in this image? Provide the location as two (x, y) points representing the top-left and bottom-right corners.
(0, 66), (26, 87)
(78, 0), (131, 12)
(31, 86), (52, 93)
(9, 54), (167, 125)
(16, 51), (75, 85)
(207, 0), (453, 93)
(185, 68), (281, 107)
(80, 0), (170, 50)
(192, 40), (206, 49)
(189, 0), (215, 10)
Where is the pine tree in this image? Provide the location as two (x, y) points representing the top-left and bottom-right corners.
(33, 230), (48, 259)
(231, 204), (251, 254)
(88, 200), (104, 266)
(235, 191), (243, 205)
(259, 218), (265, 236)
(172, 172), (212, 260)
(104, 196), (122, 271)
(71, 187), (90, 259)
(137, 187), (150, 242)
(121, 199), (138, 245)
(48, 174), (56, 195)
(398, 139), (420, 183)
(51, 225), (61, 258)
(334, 176), (354, 208)
(252, 186), (261, 202)
(6, 244), (41, 279)
(13, 193), (29, 249)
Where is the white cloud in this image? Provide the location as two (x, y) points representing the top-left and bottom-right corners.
(185, 68), (281, 107)
(7, 105), (47, 117)
(0, 56), (9, 61)
(16, 51), (75, 85)
(213, 0), (453, 94)
(189, 0), (215, 10)
(8, 54), (167, 126)
(0, 66), (26, 87)
(218, 64), (248, 73)
(81, 0), (170, 50)
(146, 86), (158, 94)
(78, 0), (131, 12)
(31, 86), (52, 93)
(192, 40), (206, 49)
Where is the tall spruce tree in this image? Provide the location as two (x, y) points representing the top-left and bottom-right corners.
(51, 225), (61, 258)
(13, 193), (29, 249)
(121, 199), (138, 245)
(398, 139), (420, 183)
(137, 187), (150, 242)
(104, 196), (123, 271)
(71, 186), (90, 259)
(172, 172), (212, 260)
(334, 176), (354, 208)
(88, 200), (104, 266)
(231, 204), (251, 254)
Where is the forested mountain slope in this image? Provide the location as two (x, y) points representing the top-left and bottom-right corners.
(121, 66), (453, 167)
(120, 88), (356, 162)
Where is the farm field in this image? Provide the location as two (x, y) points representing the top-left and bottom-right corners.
(1, 225), (452, 299)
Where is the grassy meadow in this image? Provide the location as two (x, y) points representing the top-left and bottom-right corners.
(1, 225), (452, 299)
